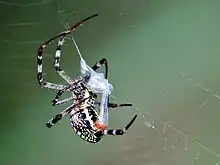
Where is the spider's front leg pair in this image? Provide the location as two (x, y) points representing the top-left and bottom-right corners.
(37, 14), (98, 91)
(37, 33), (76, 91)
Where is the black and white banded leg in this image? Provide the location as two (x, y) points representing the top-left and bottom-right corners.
(45, 103), (77, 128)
(53, 95), (76, 106)
(108, 103), (132, 108)
(97, 102), (132, 109)
(52, 88), (76, 106)
(104, 114), (137, 136)
(46, 97), (90, 128)
(92, 58), (108, 79)
(51, 78), (84, 106)
(54, 36), (75, 84)
(37, 43), (68, 91)
(37, 14), (98, 91)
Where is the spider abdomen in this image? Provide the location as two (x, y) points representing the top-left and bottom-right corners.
(69, 107), (104, 143)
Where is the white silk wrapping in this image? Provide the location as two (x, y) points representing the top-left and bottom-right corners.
(80, 57), (113, 125)
(80, 57), (113, 94)
(72, 36), (113, 125)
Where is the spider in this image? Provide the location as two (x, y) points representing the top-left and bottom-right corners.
(37, 14), (137, 143)
(46, 82), (137, 143)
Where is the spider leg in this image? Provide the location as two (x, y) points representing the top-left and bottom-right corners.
(92, 58), (108, 79)
(53, 96), (76, 106)
(97, 98), (132, 126)
(46, 97), (90, 128)
(52, 87), (70, 106)
(45, 103), (76, 128)
(108, 103), (132, 108)
(37, 43), (68, 90)
(37, 14), (98, 90)
(104, 114), (137, 136)
(54, 36), (75, 84)
(97, 102), (132, 108)
(51, 78), (83, 106)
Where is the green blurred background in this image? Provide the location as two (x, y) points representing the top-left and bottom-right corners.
(1, 0), (220, 165)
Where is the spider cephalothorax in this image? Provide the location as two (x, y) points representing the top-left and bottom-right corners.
(37, 14), (137, 143)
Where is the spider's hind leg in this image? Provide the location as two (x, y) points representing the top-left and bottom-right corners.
(37, 14), (99, 91)
(104, 114), (137, 136)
